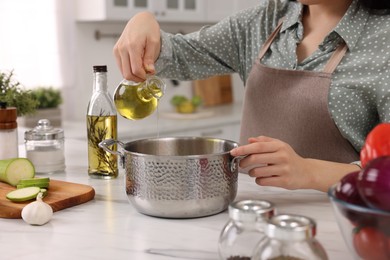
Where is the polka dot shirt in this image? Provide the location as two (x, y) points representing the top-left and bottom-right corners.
(155, 0), (390, 151)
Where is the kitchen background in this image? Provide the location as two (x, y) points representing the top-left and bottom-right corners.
(0, 0), (259, 141)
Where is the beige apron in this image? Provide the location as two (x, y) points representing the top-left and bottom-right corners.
(240, 20), (359, 163)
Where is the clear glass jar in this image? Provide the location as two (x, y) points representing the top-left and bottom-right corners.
(218, 200), (275, 260)
(253, 214), (328, 260)
(25, 119), (65, 174)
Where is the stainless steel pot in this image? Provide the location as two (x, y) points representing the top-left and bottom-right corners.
(99, 137), (240, 218)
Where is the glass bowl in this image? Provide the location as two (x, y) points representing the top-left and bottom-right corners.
(328, 184), (390, 260)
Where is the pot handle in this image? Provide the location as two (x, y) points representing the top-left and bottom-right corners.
(230, 155), (248, 172)
(99, 139), (126, 168)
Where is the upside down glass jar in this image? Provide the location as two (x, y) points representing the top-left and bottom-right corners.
(25, 119), (65, 174)
(252, 214), (328, 260)
(218, 200), (275, 260)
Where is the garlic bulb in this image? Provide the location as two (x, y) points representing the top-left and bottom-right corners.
(21, 192), (53, 225)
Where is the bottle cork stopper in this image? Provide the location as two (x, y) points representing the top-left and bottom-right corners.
(0, 102), (17, 129)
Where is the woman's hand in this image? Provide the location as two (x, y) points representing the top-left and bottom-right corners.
(230, 136), (360, 192)
(113, 12), (161, 82)
(231, 136), (311, 190)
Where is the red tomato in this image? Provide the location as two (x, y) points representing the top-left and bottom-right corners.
(353, 226), (390, 260)
(361, 123), (390, 168)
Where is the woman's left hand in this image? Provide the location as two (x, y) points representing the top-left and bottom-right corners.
(230, 136), (311, 190)
(231, 136), (362, 191)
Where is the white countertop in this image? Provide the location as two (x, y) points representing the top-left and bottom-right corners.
(2, 137), (353, 260)
(5, 105), (353, 260)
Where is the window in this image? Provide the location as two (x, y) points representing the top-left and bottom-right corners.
(0, 0), (65, 88)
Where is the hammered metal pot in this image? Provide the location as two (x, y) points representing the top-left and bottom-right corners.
(99, 137), (240, 218)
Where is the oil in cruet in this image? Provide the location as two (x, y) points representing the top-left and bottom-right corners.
(113, 75), (165, 120)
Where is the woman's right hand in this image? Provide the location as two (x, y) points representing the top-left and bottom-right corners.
(113, 12), (161, 82)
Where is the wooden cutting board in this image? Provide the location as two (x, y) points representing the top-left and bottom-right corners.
(193, 75), (233, 107)
(0, 179), (95, 219)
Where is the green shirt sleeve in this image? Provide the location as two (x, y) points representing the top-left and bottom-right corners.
(155, 20), (242, 81)
(154, 2), (287, 83)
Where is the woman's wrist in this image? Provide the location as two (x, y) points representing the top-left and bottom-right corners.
(304, 159), (361, 192)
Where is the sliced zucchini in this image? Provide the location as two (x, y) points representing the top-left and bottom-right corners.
(18, 177), (50, 185)
(6, 187), (41, 202)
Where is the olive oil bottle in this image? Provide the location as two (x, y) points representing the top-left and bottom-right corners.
(114, 75), (165, 120)
(86, 65), (118, 179)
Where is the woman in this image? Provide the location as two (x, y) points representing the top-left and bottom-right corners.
(113, 0), (390, 192)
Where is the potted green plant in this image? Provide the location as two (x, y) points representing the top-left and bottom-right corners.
(0, 70), (38, 116)
(20, 87), (63, 127)
(31, 87), (62, 110)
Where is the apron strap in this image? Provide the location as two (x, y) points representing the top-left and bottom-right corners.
(258, 18), (348, 74)
(323, 42), (348, 73)
(257, 18), (284, 60)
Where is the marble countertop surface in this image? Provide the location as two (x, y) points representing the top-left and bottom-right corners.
(4, 117), (353, 260)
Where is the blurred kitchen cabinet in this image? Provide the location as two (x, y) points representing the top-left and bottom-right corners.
(205, 0), (259, 22)
(152, 0), (206, 22)
(235, 0), (260, 11)
(205, 1), (235, 22)
(77, 0), (206, 22)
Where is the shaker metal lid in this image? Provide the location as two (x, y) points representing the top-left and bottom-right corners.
(24, 119), (64, 140)
(229, 200), (275, 222)
(265, 214), (316, 241)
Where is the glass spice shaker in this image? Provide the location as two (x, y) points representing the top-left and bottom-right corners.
(218, 200), (275, 260)
(252, 214), (328, 260)
(0, 102), (18, 160)
(25, 119), (65, 174)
